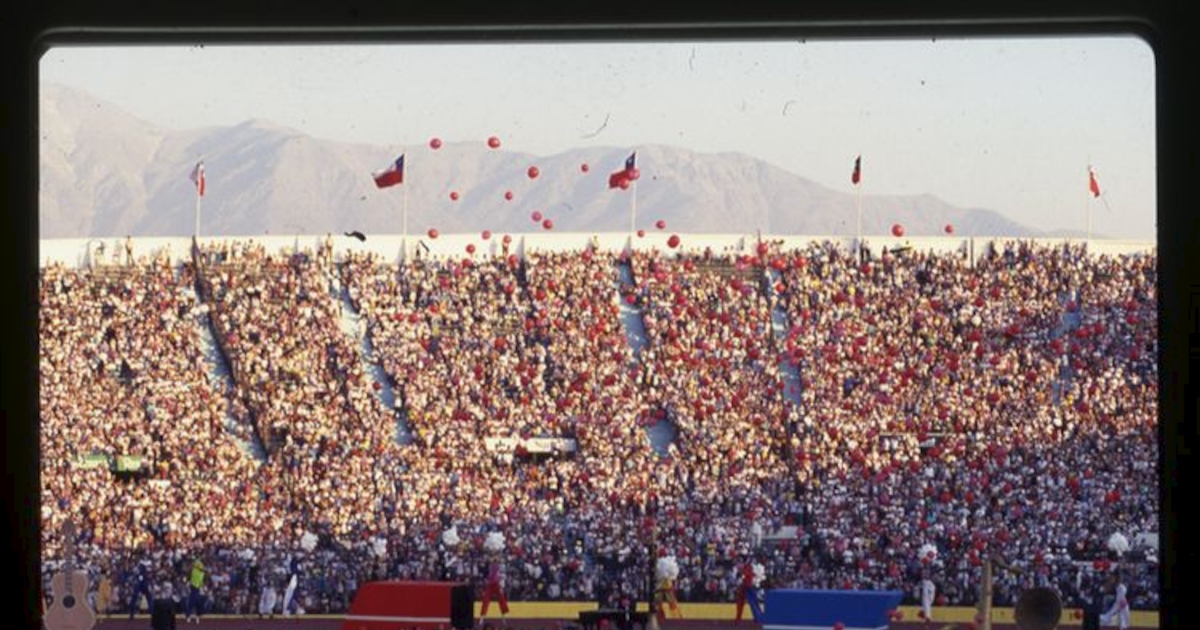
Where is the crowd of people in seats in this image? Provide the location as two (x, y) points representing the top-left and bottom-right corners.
(768, 239), (1157, 610)
(39, 237), (1158, 615)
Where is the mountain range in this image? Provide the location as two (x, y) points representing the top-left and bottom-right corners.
(39, 83), (1057, 240)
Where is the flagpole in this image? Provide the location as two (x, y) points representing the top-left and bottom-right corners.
(1085, 161), (1092, 243)
(403, 151), (410, 261)
(194, 192), (202, 241)
(855, 184), (863, 263)
(631, 178), (638, 236)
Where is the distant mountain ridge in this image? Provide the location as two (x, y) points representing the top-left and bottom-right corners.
(40, 83), (1045, 240)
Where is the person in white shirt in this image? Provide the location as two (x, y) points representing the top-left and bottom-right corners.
(920, 572), (936, 622)
(282, 555), (300, 616)
(1100, 573), (1130, 630)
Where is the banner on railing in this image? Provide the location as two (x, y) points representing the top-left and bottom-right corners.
(485, 437), (577, 455)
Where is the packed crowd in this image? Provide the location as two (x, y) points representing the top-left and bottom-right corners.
(39, 237), (1158, 615)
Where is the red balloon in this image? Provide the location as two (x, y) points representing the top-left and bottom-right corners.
(503, 234), (513, 244)
(637, 229), (646, 238)
(667, 235), (681, 249)
(892, 223), (905, 237)
(655, 219), (666, 230)
(945, 224), (955, 234)
(543, 219), (554, 230)
(581, 163), (590, 173)
(504, 191), (514, 201)
(466, 244), (476, 254)
(527, 166), (540, 179)
(488, 136), (501, 149)
(429, 137), (443, 149)
(532, 211), (543, 222)
(449, 191), (459, 201)
(427, 228), (439, 239)
(480, 230), (492, 240)
(625, 294), (636, 305)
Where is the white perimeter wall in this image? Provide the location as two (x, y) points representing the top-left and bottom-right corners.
(39, 233), (1156, 269)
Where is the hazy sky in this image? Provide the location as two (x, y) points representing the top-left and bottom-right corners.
(39, 36), (1156, 239)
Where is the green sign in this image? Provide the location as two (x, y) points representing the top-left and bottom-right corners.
(115, 455), (145, 472)
(76, 453), (110, 469)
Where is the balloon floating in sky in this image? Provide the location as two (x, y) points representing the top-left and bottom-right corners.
(429, 137), (443, 150)
(892, 224), (905, 237)
(637, 229), (646, 238)
(580, 163), (590, 173)
(427, 228), (439, 239)
(531, 211), (543, 222)
(504, 191), (514, 201)
(481, 230), (492, 240)
(503, 234), (513, 245)
(449, 191), (459, 201)
(466, 244), (476, 254)
(655, 220), (666, 230)
(527, 166), (540, 179)
(945, 224), (955, 234)
(488, 136), (501, 149)
(667, 234), (681, 249)
(542, 219), (554, 230)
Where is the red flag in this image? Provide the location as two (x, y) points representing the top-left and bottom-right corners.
(851, 155), (861, 186)
(373, 154), (405, 188)
(1088, 166), (1101, 198)
(189, 161), (205, 197)
(609, 152), (637, 189)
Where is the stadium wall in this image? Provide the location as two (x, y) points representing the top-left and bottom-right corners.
(260, 603), (1156, 627)
(38, 234), (1155, 269)
(476, 602), (1159, 627)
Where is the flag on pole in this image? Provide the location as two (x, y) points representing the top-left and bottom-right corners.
(609, 152), (637, 189)
(851, 155), (861, 186)
(373, 154), (405, 188)
(1088, 166), (1102, 198)
(189, 161), (206, 197)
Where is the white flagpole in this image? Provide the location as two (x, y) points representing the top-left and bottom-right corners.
(1086, 162), (1093, 243)
(856, 183), (863, 262)
(402, 151), (409, 261)
(631, 178), (638, 236)
(192, 161), (204, 244)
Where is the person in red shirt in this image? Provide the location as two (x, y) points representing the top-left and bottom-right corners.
(480, 557), (509, 618)
(735, 558), (763, 621)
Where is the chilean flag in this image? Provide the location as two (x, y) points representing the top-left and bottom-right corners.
(373, 154), (405, 188)
(189, 161), (205, 197)
(851, 155), (861, 186)
(1088, 166), (1101, 198)
(608, 152), (637, 189)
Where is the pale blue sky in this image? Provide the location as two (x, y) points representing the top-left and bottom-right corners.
(39, 36), (1156, 238)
